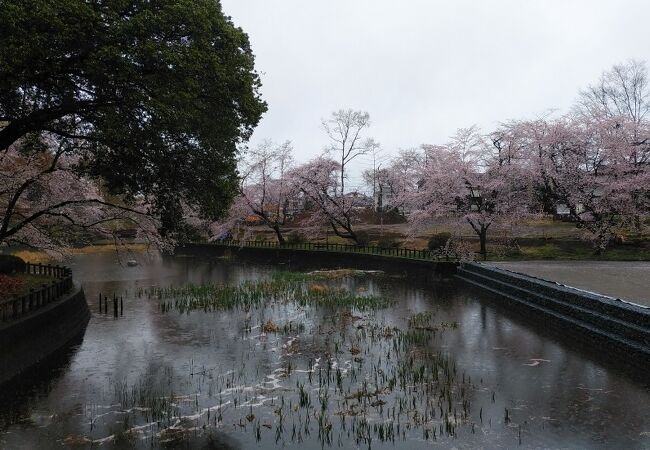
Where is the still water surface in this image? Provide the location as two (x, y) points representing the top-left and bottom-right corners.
(0, 253), (648, 449)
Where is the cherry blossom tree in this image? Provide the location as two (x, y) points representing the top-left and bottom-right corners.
(489, 119), (557, 214)
(278, 110), (377, 245)
(396, 128), (532, 258)
(0, 137), (160, 256)
(379, 148), (431, 215)
(211, 140), (295, 243)
(518, 114), (650, 253)
(449, 125), (487, 164)
(574, 60), (650, 232)
(289, 157), (365, 243)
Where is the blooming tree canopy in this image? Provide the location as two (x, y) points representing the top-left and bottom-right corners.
(516, 114), (650, 252)
(0, 139), (159, 256)
(289, 157), (368, 243)
(211, 141), (295, 243)
(394, 129), (532, 257)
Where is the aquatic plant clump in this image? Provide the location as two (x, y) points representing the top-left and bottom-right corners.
(144, 271), (393, 313)
(58, 290), (484, 450)
(90, 301), (472, 449)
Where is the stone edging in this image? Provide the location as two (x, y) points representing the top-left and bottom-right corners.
(0, 283), (90, 384)
(457, 262), (650, 364)
(175, 243), (459, 277)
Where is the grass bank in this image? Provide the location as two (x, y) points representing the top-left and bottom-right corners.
(270, 215), (650, 261)
(9, 243), (151, 264)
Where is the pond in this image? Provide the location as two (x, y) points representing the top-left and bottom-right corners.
(0, 253), (649, 449)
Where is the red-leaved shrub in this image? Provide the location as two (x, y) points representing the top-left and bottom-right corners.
(0, 274), (23, 297)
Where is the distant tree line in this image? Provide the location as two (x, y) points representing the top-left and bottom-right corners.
(216, 61), (650, 256)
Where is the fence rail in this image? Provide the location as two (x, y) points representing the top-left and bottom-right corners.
(210, 240), (459, 262)
(1, 263), (74, 323)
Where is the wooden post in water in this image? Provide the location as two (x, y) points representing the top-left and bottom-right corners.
(104, 296), (108, 314)
(120, 296), (123, 316)
(113, 295), (118, 317)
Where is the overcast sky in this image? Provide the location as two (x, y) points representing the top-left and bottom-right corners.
(221, 0), (650, 183)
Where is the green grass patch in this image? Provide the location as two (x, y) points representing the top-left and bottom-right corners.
(488, 242), (650, 261)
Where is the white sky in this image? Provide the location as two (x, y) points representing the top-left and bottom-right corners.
(222, 0), (650, 186)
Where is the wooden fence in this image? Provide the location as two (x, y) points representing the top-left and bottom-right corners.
(1, 263), (74, 323)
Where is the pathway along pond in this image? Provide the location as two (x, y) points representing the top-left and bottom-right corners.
(0, 253), (649, 449)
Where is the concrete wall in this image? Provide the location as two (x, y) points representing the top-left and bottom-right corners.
(176, 243), (459, 281)
(457, 263), (650, 365)
(0, 284), (90, 384)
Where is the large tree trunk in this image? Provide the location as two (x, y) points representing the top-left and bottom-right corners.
(329, 221), (358, 244)
(479, 227), (487, 260)
(467, 218), (489, 260)
(273, 225), (285, 244)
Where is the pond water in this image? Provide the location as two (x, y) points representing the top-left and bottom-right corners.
(0, 253), (649, 449)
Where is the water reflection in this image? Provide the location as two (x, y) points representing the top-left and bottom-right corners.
(0, 252), (647, 449)
(0, 332), (85, 430)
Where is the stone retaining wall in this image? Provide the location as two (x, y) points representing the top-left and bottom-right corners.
(0, 284), (90, 384)
(457, 262), (650, 364)
(175, 243), (459, 280)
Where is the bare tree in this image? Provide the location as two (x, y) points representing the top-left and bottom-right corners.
(360, 139), (387, 211)
(322, 109), (374, 200)
(575, 60), (649, 126)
